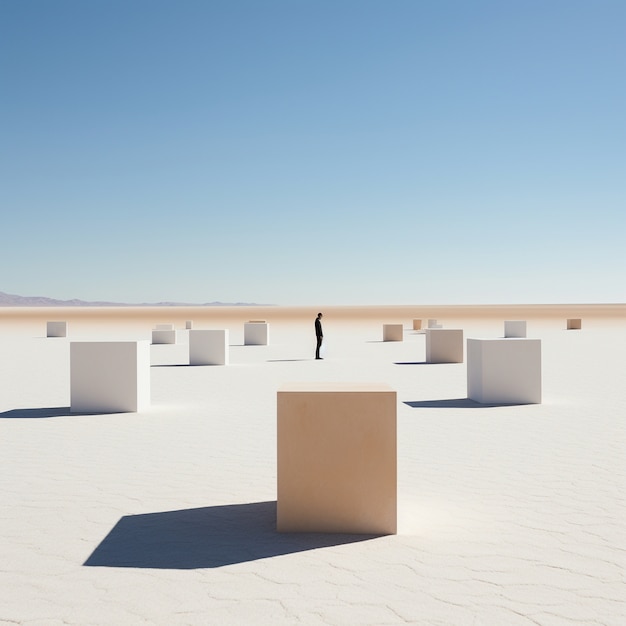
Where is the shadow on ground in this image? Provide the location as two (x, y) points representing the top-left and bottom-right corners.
(404, 398), (523, 408)
(84, 501), (381, 569)
(0, 407), (73, 419)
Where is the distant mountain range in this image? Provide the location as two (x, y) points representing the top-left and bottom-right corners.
(0, 291), (264, 307)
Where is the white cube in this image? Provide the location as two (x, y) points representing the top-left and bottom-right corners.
(70, 341), (150, 413)
(504, 320), (527, 338)
(47, 321), (67, 337)
(467, 338), (541, 404)
(383, 324), (403, 341)
(244, 322), (269, 346)
(152, 329), (177, 344)
(189, 329), (229, 365)
(425, 328), (464, 363)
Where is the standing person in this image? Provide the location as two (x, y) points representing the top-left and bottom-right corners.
(315, 312), (323, 359)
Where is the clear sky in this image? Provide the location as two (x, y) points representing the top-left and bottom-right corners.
(2, 0), (624, 305)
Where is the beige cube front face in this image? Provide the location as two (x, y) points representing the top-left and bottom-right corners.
(70, 341), (150, 413)
(383, 324), (403, 341)
(277, 383), (397, 535)
(425, 329), (464, 363)
(412, 319), (422, 330)
(567, 318), (582, 330)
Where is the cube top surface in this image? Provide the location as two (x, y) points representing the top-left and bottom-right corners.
(426, 327), (461, 332)
(248, 320), (266, 323)
(72, 340), (149, 346)
(279, 382), (395, 393)
(468, 337), (539, 343)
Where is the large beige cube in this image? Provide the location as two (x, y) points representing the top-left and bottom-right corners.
(567, 318), (582, 330)
(504, 320), (527, 338)
(244, 321), (269, 345)
(47, 321), (67, 337)
(70, 341), (150, 413)
(189, 329), (229, 365)
(412, 319), (422, 330)
(425, 328), (464, 363)
(467, 338), (541, 404)
(277, 383), (397, 534)
(382, 324), (403, 341)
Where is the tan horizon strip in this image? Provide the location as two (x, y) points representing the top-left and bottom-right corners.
(1, 303), (625, 327)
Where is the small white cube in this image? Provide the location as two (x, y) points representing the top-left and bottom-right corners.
(504, 320), (527, 338)
(152, 329), (177, 344)
(189, 329), (229, 365)
(467, 338), (541, 404)
(244, 322), (269, 345)
(47, 321), (67, 337)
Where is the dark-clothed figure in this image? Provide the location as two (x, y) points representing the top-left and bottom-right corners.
(315, 312), (323, 359)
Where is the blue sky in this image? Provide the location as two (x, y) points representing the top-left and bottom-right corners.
(2, 0), (624, 305)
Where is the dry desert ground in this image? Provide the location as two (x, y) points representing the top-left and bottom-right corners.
(0, 305), (625, 625)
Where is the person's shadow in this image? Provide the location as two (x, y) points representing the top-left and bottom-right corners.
(84, 501), (381, 569)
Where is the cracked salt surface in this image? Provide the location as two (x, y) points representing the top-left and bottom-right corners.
(0, 311), (625, 625)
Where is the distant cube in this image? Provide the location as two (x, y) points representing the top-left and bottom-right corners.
(412, 319), (422, 330)
(467, 338), (541, 404)
(244, 321), (269, 345)
(425, 328), (464, 363)
(567, 318), (582, 330)
(70, 341), (150, 413)
(189, 329), (229, 365)
(185, 321), (193, 330)
(428, 319), (442, 329)
(47, 321), (67, 338)
(277, 383), (397, 534)
(383, 324), (403, 341)
(152, 329), (177, 344)
(504, 320), (527, 338)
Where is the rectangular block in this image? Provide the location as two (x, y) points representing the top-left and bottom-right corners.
(412, 319), (422, 330)
(567, 318), (582, 330)
(467, 338), (541, 404)
(185, 321), (193, 330)
(504, 320), (527, 338)
(47, 321), (67, 337)
(155, 324), (173, 330)
(428, 319), (442, 329)
(152, 329), (177, 344)
(383, 324), (403, 341)
(70, 341), (150, 413)
(189, 329), (229, 365)
(425, 328), (464, 363)
(277, 383), (397, 534)
(244, 321), (269, 345)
